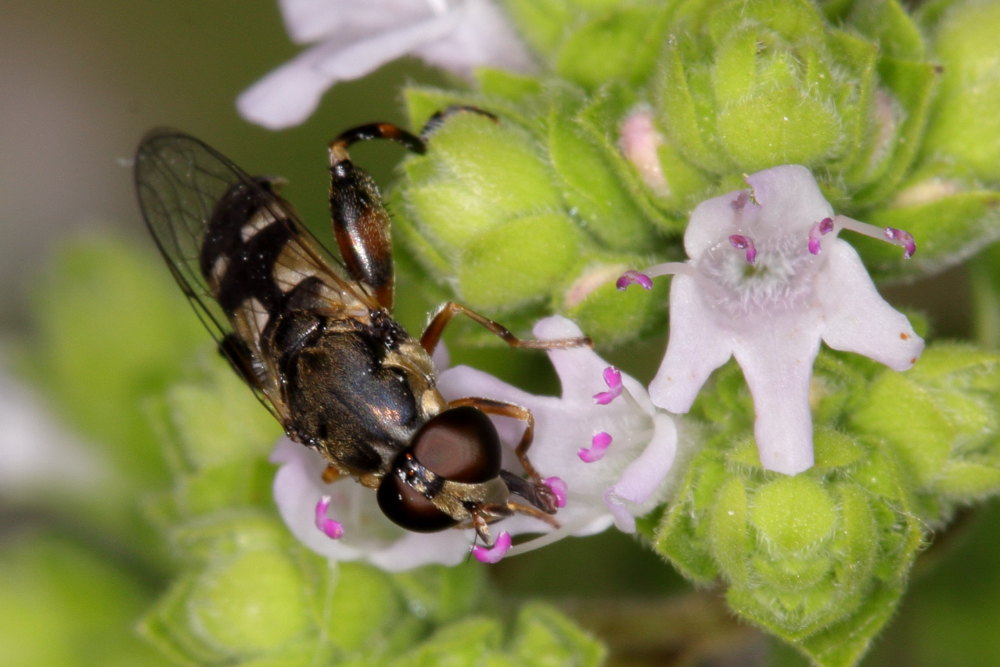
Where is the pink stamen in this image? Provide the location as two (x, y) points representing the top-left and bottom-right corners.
(807, 217), (835, 255)
(579, 432), (612, 463)
(543, 476), (568, 508)
(473, 531), (512, 564)
(834, 215), (917, 259)
(593, 366), (623, 404)
(314, 495), (344, 539)
(885, 227), (916, 259)
(616, 270), (653, 291)
(729, 234), (757, 264)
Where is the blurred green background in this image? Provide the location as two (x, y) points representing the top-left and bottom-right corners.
(0, 0), (447, 328)
(2, 1), (999, 665)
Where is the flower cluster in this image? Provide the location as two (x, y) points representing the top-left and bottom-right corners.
(138, 0), (1000, 663)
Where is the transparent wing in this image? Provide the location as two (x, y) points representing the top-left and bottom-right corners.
(133, 129), (375, 421)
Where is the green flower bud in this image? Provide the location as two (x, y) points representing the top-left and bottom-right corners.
(323, 563), (410, 653)
(850, 343), (1000, 522)
(187, 548), (311, 653)
(552, 5), (672, 89)
(509, 603), (606, 666)
(457, 212), (584, 311)
(156, 360), (280, 472)
(390, 617), (505, 665)
(393, 563), (490, 625)
(922, 0), (1000, 181)
(399, 108), (575, 312)
(140, 358), (280, 530)
(653, 0), (935, 200)
(388, 1), (992, 346)
(559, 256), (668, 345)
(167, 512), (290, 563)
(388, 605), (604, 666)
(140, 543), (311, 663)
(655, 429), (922, 665)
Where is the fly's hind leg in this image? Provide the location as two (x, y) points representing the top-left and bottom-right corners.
(328, 106), (497, 312)
(327, 123), (426, 311)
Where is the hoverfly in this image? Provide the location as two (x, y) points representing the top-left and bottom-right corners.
(134, 108), (588, 545)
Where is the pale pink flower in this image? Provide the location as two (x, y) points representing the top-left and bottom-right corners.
(620, 165), (924, 475)
(239, 0), (534, 129)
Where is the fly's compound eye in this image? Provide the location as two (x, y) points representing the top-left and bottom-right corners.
(376, 455), (457, 533)
(376, 406), (503, 533)
(411, 405), (502, 483)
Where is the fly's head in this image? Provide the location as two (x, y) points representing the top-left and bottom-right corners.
(376, 405), (558, 546)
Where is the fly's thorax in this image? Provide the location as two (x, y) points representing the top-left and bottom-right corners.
(279, 317), (427, 478)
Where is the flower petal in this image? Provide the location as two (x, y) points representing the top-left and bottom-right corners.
(683, 165), (834, 259)
(270, 438), (471, 571)
(603, 412), (677, 531)
(648, 274), (734, 413)
(414, 0), (536, 75)
(743, 165), (834, 235)
(237, 14), (459, 129)
(532, 317), (635, 406)
(817, 241), (924, 371)
(730, 310), (824, 475)
(278, 0), (434, 44)
(439, 316), (675, 542)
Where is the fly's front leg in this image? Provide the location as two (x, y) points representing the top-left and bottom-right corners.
(469, 501), (559, 548)
(328, 123), (426, 311)
(420, 301), (591, 356)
